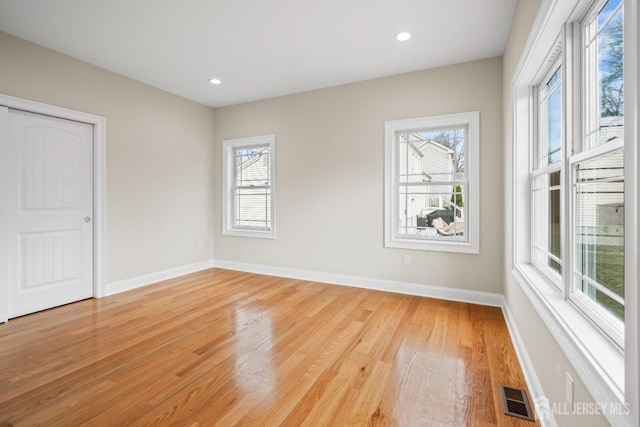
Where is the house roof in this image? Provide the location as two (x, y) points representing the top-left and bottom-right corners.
(413, 140), (455, 155)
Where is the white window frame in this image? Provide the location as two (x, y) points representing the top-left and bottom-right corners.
(531, 56), (564, 288)
(384, 111), (479, 254)
(511, 0), (638, 425)
(222, 134), (276, 239)
(569, 0), (626, 348)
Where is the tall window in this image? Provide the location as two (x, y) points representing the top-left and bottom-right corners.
(529, 0), (624, 346)
(385, 112), (479, 254)
(513, 0), (634, 419)
(572, 0), (624, 343)
(223, 135), (276, 239)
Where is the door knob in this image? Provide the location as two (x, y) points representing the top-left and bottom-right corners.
(84, 217), (91, 223)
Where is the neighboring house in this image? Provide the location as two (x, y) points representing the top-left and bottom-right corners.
(414, 139), (456, 210)
(574, 116), (624, 250)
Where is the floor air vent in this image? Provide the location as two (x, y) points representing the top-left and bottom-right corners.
(499, 384), (534, 421)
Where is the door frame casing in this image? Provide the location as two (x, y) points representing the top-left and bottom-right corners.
(0, 94), (107, 322)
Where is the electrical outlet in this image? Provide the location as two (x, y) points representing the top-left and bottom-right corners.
(566, 372), (574, 404)
(403, 255), (411, 265)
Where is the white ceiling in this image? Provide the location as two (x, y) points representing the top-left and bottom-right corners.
(0, 0), (517, 108)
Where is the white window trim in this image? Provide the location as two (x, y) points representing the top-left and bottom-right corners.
(222, 134), (276, 239)
(511, 0), (638, 425)
(384, 111), (480, 254)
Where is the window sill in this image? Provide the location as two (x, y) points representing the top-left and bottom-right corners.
(222, 228), (275, 239)
(385, 237), (478, 254)
(513, 263), (630, 425)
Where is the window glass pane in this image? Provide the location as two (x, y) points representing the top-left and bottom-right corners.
(599, 4), (623, 142)
(398, 127), (465, 183)
(584, 0), (624, 150)
(398, 184), (465, 239)
(235, 146), (271, 187)
(234, 144), (271, 230)
(545, 68), (562, 165)
(598, 0), (621, 27)
(532, 171), (562, 275)
(575, 149), (624, 320)
(549, 171), (562, 272)
(398, 134), (426, 183)
(235, 187), (271, 229)
(396, 126), (467, 240)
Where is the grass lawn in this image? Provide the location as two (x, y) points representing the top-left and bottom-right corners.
(593, 244), (625, 319)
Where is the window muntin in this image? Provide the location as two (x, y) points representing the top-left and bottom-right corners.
(223, 135), (276, 239)
(384, 112), (479, 254)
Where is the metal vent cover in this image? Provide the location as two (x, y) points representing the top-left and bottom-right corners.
(499, 384), (534, 421)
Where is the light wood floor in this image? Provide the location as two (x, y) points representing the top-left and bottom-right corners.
(0, 268), (537, 426)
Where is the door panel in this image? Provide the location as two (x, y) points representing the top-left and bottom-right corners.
(20, 230), (82, 288)
(7, 109), (93, 318)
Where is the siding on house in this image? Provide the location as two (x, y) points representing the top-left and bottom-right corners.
(417, 140), (456, 210)
(418, 140), (455, 181)
(576, 117), (624, 232)
(576, 147), (624, 246)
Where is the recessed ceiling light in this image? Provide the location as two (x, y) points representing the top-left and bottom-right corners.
(209, 78), (222, 85)
(395, 32), (412, 42)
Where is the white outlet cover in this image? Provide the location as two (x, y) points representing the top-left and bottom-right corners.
(565, 372), (574, 403)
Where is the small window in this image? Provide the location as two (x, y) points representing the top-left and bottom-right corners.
(222, 135), (276, 239)
(384, 112), (479, 253)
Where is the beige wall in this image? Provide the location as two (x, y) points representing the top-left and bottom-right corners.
(502, 2), (609, 426)
(0, 32), (216, 283)
(214, 57), (504, 293)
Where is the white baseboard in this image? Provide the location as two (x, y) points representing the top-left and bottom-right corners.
(105, 259), (215, 296)
(501, 299), (557, 427)
(213, 259), (503, 307)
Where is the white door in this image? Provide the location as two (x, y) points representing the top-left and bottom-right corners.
(5, 109), (94, 318)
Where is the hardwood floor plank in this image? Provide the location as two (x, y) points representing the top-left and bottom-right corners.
(281, 294), (407, 426)
(0, 268), (538, 426)
(466, 305), (498, 426)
